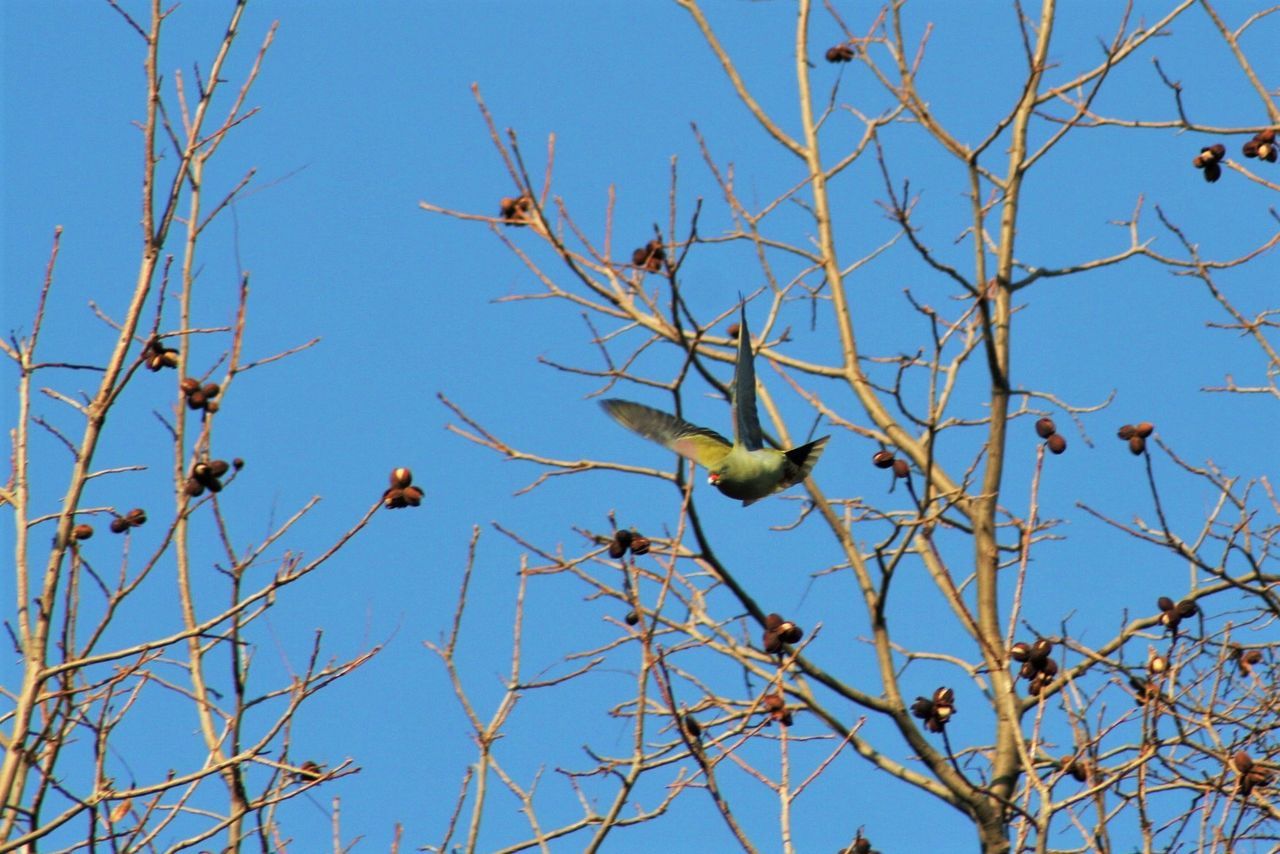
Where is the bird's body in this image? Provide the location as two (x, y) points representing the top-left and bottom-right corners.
(600, 303), (829, 505)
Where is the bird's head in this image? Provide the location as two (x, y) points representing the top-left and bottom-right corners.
(707, 471), (722, 487)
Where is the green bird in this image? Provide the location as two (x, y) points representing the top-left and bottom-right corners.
(600, 303), (829, 506)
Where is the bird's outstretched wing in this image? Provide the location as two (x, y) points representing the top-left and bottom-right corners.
(732, 302), (764, 451)
(600, 399), (733, 468)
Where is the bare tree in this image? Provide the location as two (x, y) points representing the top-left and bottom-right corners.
(1, 4), (387, 850)
(421, 2), (1280, 852)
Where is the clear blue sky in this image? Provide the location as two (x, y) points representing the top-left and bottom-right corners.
(3, 2), (1278, 851)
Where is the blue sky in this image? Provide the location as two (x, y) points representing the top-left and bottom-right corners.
(3, 2), (1279, 851)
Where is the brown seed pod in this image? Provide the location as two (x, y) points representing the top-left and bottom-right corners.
(110, 517), (130, 534)
(726, 322), (740, 339)
(202, 383), (221, 400)
(180, 377), (200, 395)
(765, 613), (785, 631)
(630, 247), (648, 267)
(1193, 144), (1226, 167)
(208, 460), (231, 478)
(643, 241), (665, 271)
(1128, 435), (1146, 455)
(1060, 755), (1089, 782)
(186, 390), (207, 410)
(1194, 145), (1226, 182)
(1047, 434), (1067, 455)
(298, 760), (323, 782)
(872, 450), (895, 469)
(892, 458), (910, 479)
(1117, 424), (1136, 440)
(825, 44), (854, 63)
(683, 714), (701, 738)
(762, 630), (783, 655)
(383, 488), (406, 509)
(1035, 417), (1057, 438)
(184, 478), (205, 497)
(1041, 658), (1059, 678)
(1019, 660), (1038, 680)
(1130, 677), (1159, 705)
(780, 623), (803, 644)
(1134, 421), (1154, 438)
(1244, 767), (1273, 796)
(1148, 654), (1168, 675)
(762, 691), (791, 725)
(910, 696), (935, 721)
(929, 690), (956, 729)
(1239, 648), (1263, 675)
(1233, 751), (1254, 773)
(1157, 596), (1175, 612)
(1030, 638), (1053, 664)
(625, 609), (640, 626)
(160, 349), (179, 369)
(204, 400), (220, 414)
(232, 458), (245, 470)
(403, 486), (424, 506)
(1176, 599), (1198, 618)
(609, 529), (632, 558)
(629, 535), (651, 555)
(499, 194), (535, 225)
(206, 478), (223, 493)
(390, 467), (413, 488)
(127, 508), (147, 525)
(1027, 673), (1046, 696)
(1009, 641), (1031, 663)
(72, 523), (94, 541)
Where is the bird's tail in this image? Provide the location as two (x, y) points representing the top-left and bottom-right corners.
(784, 435), (830, 484)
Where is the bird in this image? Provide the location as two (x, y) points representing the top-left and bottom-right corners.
(600, 302), (829, 506)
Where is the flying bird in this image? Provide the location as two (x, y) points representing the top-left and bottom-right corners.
(600, 303), (829, 505)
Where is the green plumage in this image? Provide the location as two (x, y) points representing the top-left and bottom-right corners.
(600, 303), (829, 505)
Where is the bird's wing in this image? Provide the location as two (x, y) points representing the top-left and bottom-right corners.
(601, 399), (733, 468)
(732, 302), (764, 451)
